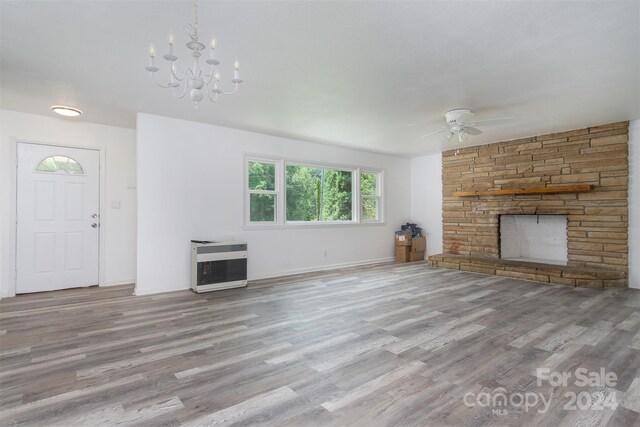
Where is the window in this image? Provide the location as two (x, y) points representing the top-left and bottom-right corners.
(286, 165), (353, 222)
(361, 171), (382, 221)
(35, 155), (84, 174)
(247, 160), (278, 222)
(245, 157), (383, 226)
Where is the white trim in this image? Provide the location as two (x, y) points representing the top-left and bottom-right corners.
(245, 157), (280, 225)
(244, 153), (385, 228)
(248, 257), (396, 282)
(134, 286), (187, 296)
(360, 170), (385, 223)
(100, 280), (136, 287)
(133, 257), (396, 296)
(242, 221), (386, 231)
(11, 140), (106, 297)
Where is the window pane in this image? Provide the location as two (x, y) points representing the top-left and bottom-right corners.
(361, 172), (377, 196)
(35, 156), (84, 174)
(248, 161), (276, 191)
(36, 157), (57, 172)
(286, 166), (353, 222)
(54, 155), (70, 171)
(362, 198), (378, 221)
(249, 194), (276, 222)
(286, 165), (322, 221)
(322, 169), (352, 221)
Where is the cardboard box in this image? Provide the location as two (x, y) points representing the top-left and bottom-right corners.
(411, 236), (426, 252)
(395, 246), (410, 262)
(395, 231), (413, 247)
(409, 250), (425, 262)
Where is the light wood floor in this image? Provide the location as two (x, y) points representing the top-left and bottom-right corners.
(1, 262), (640, 426)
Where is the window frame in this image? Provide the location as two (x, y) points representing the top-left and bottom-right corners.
(244, 155), (385, 229)
(360, 170), (384, 223)
(245, 157), (282, 225)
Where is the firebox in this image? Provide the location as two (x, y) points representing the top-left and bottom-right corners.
(499, 215), (568, 266)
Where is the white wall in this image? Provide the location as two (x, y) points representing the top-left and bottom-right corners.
(629, 119), (640, 289)
(136, 113), (411, 295)
(410, 153), (443, 256)
(0, 110), (137, 297)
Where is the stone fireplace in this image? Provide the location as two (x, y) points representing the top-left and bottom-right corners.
(500, 215), (568, 265)
(428, 121), (629, 288)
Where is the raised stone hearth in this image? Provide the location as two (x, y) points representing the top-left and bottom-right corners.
(428, 121), (629, 288)
(428, 254), (626, 288)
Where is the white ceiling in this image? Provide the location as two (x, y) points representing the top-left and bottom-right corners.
(1, 1), (638, 155)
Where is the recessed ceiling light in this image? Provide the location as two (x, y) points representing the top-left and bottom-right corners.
(51, 105), (82, 117)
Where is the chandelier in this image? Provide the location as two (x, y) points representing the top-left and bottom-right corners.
(145, 0), (243, 108)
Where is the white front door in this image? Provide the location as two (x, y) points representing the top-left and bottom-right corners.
(16, 143), (100, 293)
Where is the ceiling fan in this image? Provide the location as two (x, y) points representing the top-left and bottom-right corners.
(421, 108), (514, 143)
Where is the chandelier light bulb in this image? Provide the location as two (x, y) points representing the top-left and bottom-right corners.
(234, 60), (240, 70)
(168, 31), (175, 46)
(148, 43), (156, 57)
(210, 38), (217, 50)
(214, 72), (221, 81)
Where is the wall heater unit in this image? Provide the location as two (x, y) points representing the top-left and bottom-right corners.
(191, 241), (248, 293)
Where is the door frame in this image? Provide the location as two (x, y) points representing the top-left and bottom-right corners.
(11, 140), (107, 297)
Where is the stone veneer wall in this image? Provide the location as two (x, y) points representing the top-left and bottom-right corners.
(429, 121), (629, 287)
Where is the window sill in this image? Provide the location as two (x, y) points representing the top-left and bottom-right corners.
(242, 221), (386, 231)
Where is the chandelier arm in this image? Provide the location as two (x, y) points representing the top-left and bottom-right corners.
(151, 72), (173, 89)
(216, 82), (240, 96)
(172, 79), (190, 99)
(203, 65), (216, 84)
(170, 62), (188, 82)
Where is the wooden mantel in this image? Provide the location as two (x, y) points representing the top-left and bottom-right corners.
(452, 184), (594, 197)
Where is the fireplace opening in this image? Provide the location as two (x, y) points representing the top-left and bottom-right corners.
(499, 215), (568, 266)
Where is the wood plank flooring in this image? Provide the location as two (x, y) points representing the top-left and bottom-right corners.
(1, 262), (639, 426)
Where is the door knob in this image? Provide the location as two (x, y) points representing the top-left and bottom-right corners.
(92, 213), (98, 219)
(91, 223), (98, 228)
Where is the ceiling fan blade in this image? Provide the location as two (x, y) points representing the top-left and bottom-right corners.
(464, 127), (482, 135)
(420, 128), (447, 138)
(466, 117), (516, 126)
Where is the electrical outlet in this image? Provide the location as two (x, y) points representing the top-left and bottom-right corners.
(111, 200), (121, 209)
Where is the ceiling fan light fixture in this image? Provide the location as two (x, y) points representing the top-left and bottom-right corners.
(458, 130), (469, 143)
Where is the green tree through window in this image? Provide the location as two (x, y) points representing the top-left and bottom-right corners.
(248, 161), (277, 222)
(286, 166), (353, 222)
(247, 158), (382, 224)
(361, 172), (380, 221)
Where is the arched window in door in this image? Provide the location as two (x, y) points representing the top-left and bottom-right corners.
(35, 155), (85, 174)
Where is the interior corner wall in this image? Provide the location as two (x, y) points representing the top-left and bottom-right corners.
(629, 119), (640, 289)
(135, 113), (412, 295)
(0, 109), (137, 297)
(410, 153), (443, 256)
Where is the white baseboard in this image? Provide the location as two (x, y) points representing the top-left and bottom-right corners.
(134, 257), (396, 296)
(100, 280), (136, 287)
(134, 286), (188, 296)
(248, 257), (395, 282)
